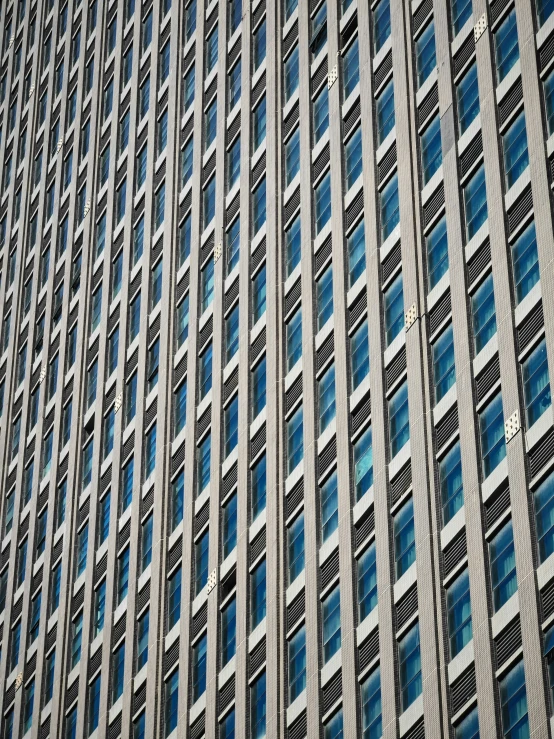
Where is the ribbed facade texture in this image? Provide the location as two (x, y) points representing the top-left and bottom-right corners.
(4, 0), (554, 737)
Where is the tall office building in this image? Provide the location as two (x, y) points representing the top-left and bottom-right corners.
(3, 0), (554, 736)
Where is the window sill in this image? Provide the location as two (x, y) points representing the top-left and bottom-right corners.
(357, 606), (379, 649)
(448, 639), (474, 686)
(399, 694), (424, 737)
(491, 590), (519, 640)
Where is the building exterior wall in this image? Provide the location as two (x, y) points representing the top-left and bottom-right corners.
(1, 0), (554, 738)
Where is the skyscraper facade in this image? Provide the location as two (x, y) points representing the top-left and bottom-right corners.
(2, 0), (554, 737)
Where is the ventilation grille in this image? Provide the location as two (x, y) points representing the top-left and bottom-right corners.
(450, 663), (476, 715)
(313, 144), (330, 182)
(475, 355), (500, 403)
(396, 584), (418, 630)
(423, 182), (445, 228)
(374, 52), (392, 90)
(250, 637), (266, 673)
(355, 509), (375, 549)
(192, 603), (208, 639)
(507, 186), (532, 235)
(315, 234), (332, 275)
(222, 464), (238, 498)
(344, 98), (361, 137)
(429, 290), (451, 335)
(498, 79), (523, 126)
(287, 590), (305, 631)
(321, 671), (342, 714)
(345, 189), (364, 229)
(358, 627), (379, 671)
(385, 347), (406, 391)
(349, 290), (367, 329)
(352, 393), (371, 435)
(285, 376), (303, 415)
(517, 301), (543, 353)
(250, 528), (266, 563)
(459, 132), (483, 179)
(485, 483), (511, 531)
(529, 427), (554, 478)
(467, 240), (491, 286)
(453, 33), (475, 77)
(321, 550), (340, 590)
(288, 711), (307, 739)
(541, 577), (554, 621)
(317, 334), (335, 373)
(378, 142), (396, 186)
(418, 84), (438, 127)
(390, 464), (412, 506)
(318, 437), (337, 478)
(405, 719), (425, 739)
(494, 617), (522, 668)
(219, 675), (235, 711)
(443, 529), (467, 577)
(435, 405), (459, 450)
(286, 479), (304, 518)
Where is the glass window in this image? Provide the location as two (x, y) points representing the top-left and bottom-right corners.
(111, 643), (125, 704)
(254, 19), (266, 70)
(315, 172), (331, 233)
(321, 470), (338, 541)
(253, 178), (267, 234)
(416, 21), (436, 88)
(223, 493), (237, 557)
(512, 220), (539, 304)
(286, 215), (301, 277)
(372, 0), (391, 52)
(159, 41), (170, 84)
(351, 319), (370, 390)
(394, 497), (415, 579)
(93, 582), (106, 637)
(447, 568), (472, 658)
(253, 265), (267, 322)
(384, 272), (404, 346)
(535, 470), (554, 563)
(286, 309), (302, 373)
(343, 37), (359, 98)
(224, 396), (239, 457)
(29, 592), (41, 642)
(358, 542), (378, 621)
(228, 137), (241, 191)
(288, 512), (304, 583)
(182, 137), (194, 186)
(98, 493), (110, 545)
(141, 515), (153, 572)
(137, 610), (149, 670)
(285, 46), (299, 101)
(345, 127), (363, 189)
(399, 623), (421, 711)
(456, 62), (479, 135)
(206, 25), (218, 72)
(185, 0), (197, 40)
(165, 671), (179, 736)
(545, 68), (554, 136)
(197, 434), (211, 494)
(183, 66), (194, 112)
(421, 114), (442, 184)
(502, 110), (528, 189)
(318, 365), (336, 434)
(479, 391), (506, 477)
(317, 266), (334, 330)
(348, 219), (366, 286)
(179, 214), (192, 267)
(117, 547), (130, 603)
(499, 660), (528, 739)
(451, 0), (472, 36)
(433, 324), (455, 403)
(168, 567), (181, 628)
(147, 339), (160, 393)
(389, 380), (410, 458)
(287, 406), (303, 474)
(221, 598), (236, 665)
(200, 345), (213, 399)
(289, 626), (306, 702)
(171, 472), (184, 531)
(454, 706), (480, 739)
(222, 219), (240, 278)
(494, 9), (519, 83)
(440, 441), (464, 525)
(285, 128), (300, 186)
(88, 675), (101, 733)
(426, 214), (448, 290)
(76, 524), (88, 576)
(380, 172), (399, 242)
(132, 215), (144, 265)
(121, 458), (134, 512)
(205, 99), (217, 149)
(354, 425), (373, 501)
(201, 258), (215, 312)
(490, 519), (517, 611)
(252, 358), (267, 418)
(140, 76), (150, 119)
(176, 295), (190, 349)
(361, 667), (382, 739)
(251, 559), (266, 628)
(311, 1), (327, 58)
(253, 96), (266, 149)
(314, 85), (329, 143)
(322, 586), (341, 662)
(324, 711), (343, 739)
(174, 381), (187, 436)
(225, 306), (240, 364)
(464, 164), (487, 241)
(522, 338), (551, 427)
(471, 272), (496, 353)
(251, 672), (266, 739)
